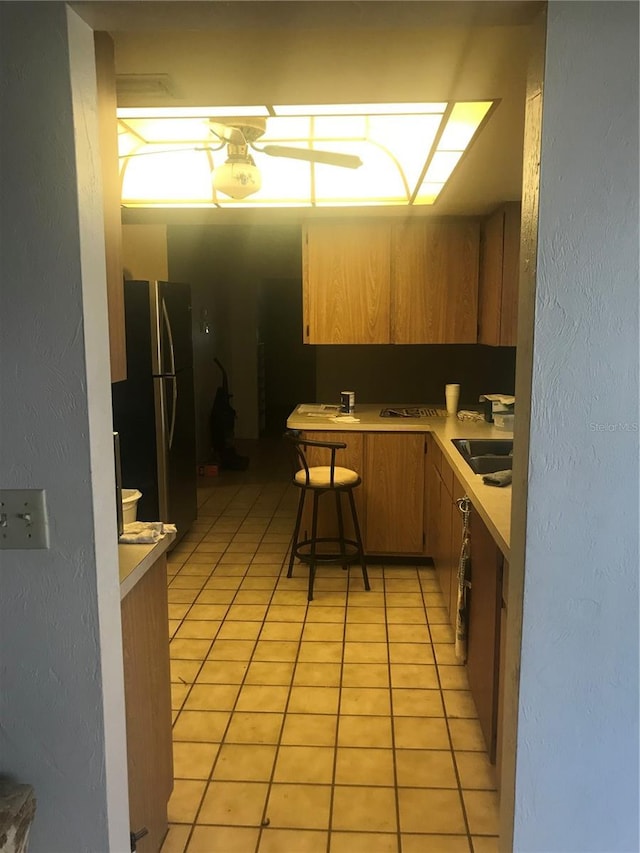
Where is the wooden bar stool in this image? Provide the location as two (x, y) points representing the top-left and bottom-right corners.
(285, 431), (370, 602)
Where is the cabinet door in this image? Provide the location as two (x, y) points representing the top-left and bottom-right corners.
(302, 221), (391, 344)
(466, 509), (502, 761)
(364, 433), (425, 554)
(425, 438), (453, 609)
(478, 207), (504, 346)
(495, 559), (509, 787)
(500, 203), (521, 345)
(478, 202), (521, 346)
(391, 221), (479, 343)
(299, 431), (365, 546)
(121, 556), (173, 851)
(435, 478), (453, 612)
(424, 436), (439, 554)
(94, 32), (126, 382)
(449, 475), (467, 628)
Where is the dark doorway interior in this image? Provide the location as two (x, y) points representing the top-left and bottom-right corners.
(258, 277), (316, 436)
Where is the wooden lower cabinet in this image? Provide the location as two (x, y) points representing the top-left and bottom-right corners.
(448, 475), (466, 627)
(435, 476), (454, 612)
(425, 435), (442, 596)
(426, 439), (506, 771)
(466, 509), (503, 762)
(121, 555), (173, 852)
(495, 559), (509, 782)
(299, 430), (426, 556)
(364, 433), (425, 554)
(426, 435), (457, 614)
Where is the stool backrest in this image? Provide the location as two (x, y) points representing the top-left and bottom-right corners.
(283, 430), (348, 487)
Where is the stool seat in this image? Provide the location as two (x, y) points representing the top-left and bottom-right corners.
(285, 431), (369, 602)
(294, 466), (360, 488)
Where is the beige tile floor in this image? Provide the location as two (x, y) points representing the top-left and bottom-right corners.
(161, 445), (499, 853)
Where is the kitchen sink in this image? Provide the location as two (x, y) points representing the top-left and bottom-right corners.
(452, 438), (513, 475)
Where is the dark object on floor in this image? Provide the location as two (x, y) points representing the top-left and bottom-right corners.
(0, 780), (36, 853)
(210, 358), (249, 471)
(284, 430), (369, 601)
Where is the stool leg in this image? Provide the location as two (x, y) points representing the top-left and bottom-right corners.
(347, 488), (370, 591)
(308, 491), (320, 601)
(288, 487), (305, 578)
(334, 490), (349, 571)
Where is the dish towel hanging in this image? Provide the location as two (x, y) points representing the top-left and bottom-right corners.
(455, 497), (472, 663)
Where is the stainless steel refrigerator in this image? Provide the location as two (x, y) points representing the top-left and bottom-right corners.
(112, 280), (197, 543)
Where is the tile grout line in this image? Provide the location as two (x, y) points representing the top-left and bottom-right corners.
(172, 501), (256, 853)
(421, 575), (474, 848)
(323, 559), (352, 853)
(254, 531), (310, 852)
(382, 562), (404, 851)
(165, 477), (497, 852)
(171, 485), (281, 851)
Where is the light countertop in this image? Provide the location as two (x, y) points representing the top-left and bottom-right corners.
(287, 403), (513, 559)
(119, 533), (175, 600)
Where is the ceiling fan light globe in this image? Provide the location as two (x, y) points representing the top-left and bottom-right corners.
(213, 160), (262, 199)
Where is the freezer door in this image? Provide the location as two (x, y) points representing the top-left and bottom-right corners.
(151, 281), (193, 375)
(112, 375), (161, 523)
(154, 370), (197, 539)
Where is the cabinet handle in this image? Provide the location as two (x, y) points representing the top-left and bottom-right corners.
(130, 827), (149, 851)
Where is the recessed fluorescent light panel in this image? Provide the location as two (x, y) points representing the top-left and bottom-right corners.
(117, 102), (494, 208)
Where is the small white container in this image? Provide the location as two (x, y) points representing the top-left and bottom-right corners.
(122, 489), (142, 524)
(445, 383), (460, 415)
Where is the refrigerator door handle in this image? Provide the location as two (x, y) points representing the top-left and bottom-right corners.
(168, 375), (178, 450)
(162, 298), (176, 375)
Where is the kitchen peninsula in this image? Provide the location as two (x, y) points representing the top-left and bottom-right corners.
(287, 403), (513, 764)
(287, 403), (512, 558)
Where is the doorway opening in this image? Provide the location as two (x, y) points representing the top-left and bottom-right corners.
(258, 277), (316, 437)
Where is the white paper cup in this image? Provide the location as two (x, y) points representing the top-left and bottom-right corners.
(445, 384), (460, 415)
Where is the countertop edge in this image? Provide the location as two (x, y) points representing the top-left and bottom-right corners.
(287, 404), (511, 561)
(119, 533), (176, 600)
(431, 433), (511, 561)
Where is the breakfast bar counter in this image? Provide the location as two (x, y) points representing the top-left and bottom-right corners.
(287, 403), (513, 558)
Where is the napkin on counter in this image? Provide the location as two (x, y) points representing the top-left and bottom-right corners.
(330, 415), (360, 423)
(482, 470), (512, 487)
(120, 521), (177, 544)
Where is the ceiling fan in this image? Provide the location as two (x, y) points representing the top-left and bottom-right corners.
(208, 117), (363, 199)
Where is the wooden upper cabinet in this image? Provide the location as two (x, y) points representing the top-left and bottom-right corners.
(391, 220), (479, 343)
(94, 32), (126, 382)
(478, 202), (521, 347)
(302, 221), (391, 344)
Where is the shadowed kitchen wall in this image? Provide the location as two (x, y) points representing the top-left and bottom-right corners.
(315, 344), (516, 407)
(167, 224), (303, 454)
(167, 223), (516, 452)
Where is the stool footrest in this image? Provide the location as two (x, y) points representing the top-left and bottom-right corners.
(294, 537), (361, 565)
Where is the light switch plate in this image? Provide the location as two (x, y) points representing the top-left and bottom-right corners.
(0, 489), (50, 549)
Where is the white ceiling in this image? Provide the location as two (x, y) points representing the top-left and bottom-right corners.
(73, 1), (542, 220)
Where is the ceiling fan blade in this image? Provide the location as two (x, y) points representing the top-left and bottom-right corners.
(209, 121), (246, 146)
(260, 145), (363, 169)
